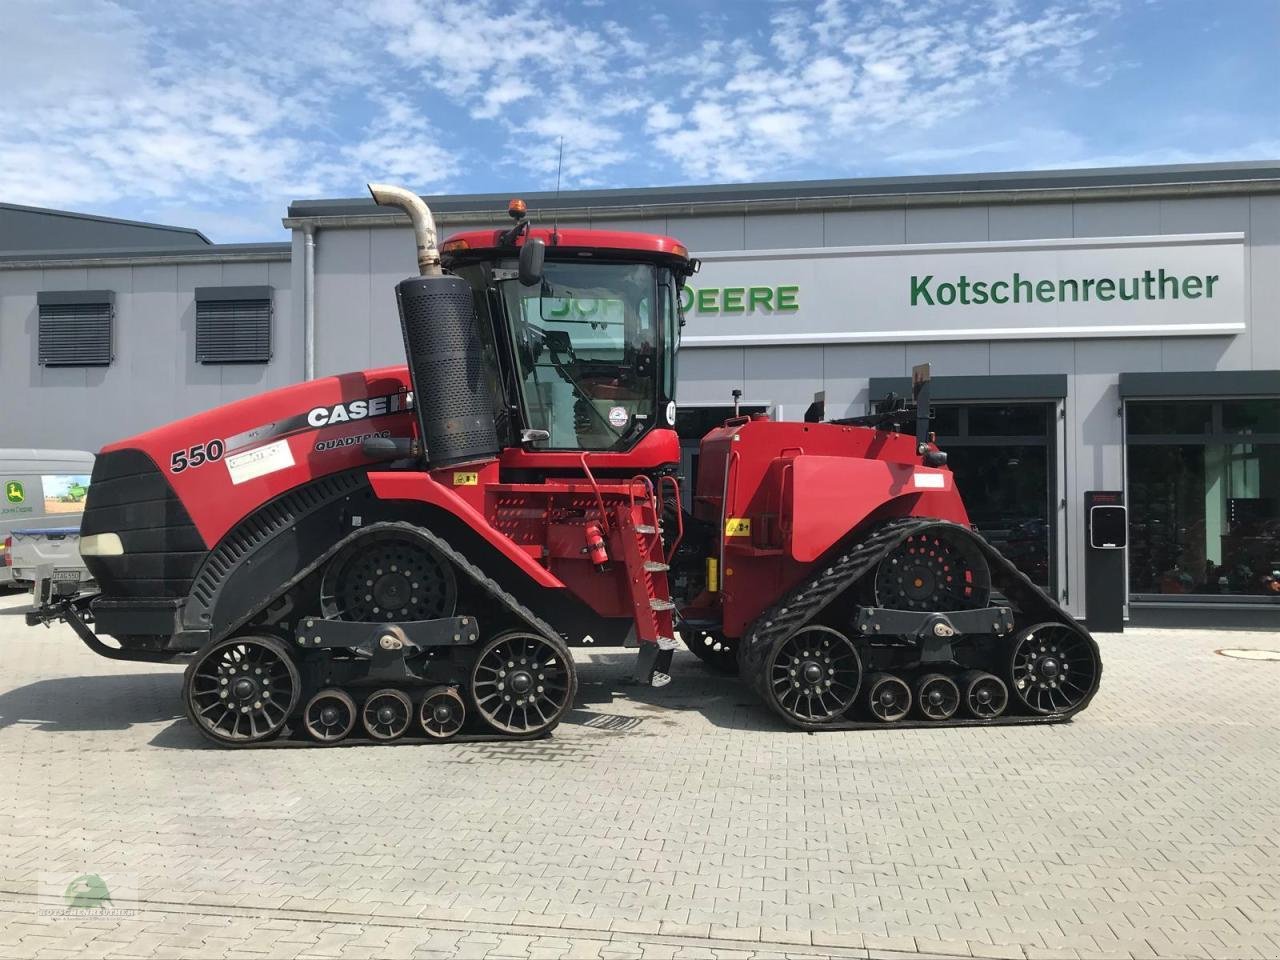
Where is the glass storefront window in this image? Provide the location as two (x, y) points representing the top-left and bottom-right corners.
(1127, 398), (1280, 600)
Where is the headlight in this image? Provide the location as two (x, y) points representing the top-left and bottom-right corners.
(80, 533), (124, 557)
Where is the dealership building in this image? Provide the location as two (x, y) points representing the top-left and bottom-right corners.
(1, 161), (1278, 624)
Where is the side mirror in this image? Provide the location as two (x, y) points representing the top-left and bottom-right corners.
(518, 238), (545, 286)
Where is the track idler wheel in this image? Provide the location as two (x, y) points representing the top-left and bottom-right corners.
(184, 634), (301, 746)
(303, 688), (357, 743)
(470, 631), (576, 736)
(865, 673), (911, 722)
(419, 686), (466, 739)
(874, 525), (991, 611)
(915, 673), (960, 720)
(320, 531), (457, 623)
(361, 689), (413, 740)
(1010, 622), (1101, 716)
(961, 671), (1008, 718)
(760, 625), (862, 726)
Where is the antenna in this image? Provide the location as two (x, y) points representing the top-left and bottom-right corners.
(551, 136), (564, 245)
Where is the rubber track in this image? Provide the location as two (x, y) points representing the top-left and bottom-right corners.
(739, 517), (1102, 730)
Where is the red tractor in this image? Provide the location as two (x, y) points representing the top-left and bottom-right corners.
(29, 184), (1101, 745)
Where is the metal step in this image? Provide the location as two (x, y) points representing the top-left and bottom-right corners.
(634, 524), (657, 535)
(649, 598), (676, 611)
(643, 561), (669, 572)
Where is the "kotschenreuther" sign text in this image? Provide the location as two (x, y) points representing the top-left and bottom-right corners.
(910, 269), (1222, 306)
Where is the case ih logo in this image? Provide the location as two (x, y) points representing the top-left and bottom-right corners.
(306, 391), (414, 428)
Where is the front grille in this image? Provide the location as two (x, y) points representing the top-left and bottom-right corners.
(81, 449), (206, 598)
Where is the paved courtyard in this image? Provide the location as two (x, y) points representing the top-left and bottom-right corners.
(0, 588), (1277, 960)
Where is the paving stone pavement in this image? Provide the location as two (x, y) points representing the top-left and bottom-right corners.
(1, 590), (1278, 959)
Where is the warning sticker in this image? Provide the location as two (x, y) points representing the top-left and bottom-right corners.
(725, 517), (751, 537)
(607, 405), (629, 429)
(225, 439), (295, 485)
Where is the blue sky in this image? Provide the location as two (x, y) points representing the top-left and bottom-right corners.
(3, 0), (1277, 242)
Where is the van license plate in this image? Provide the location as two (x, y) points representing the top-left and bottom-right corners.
(52, 570), (81, 582)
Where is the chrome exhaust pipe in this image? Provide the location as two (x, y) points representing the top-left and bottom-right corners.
(367, 183), (441, 277)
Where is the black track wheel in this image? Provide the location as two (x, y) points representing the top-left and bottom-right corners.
(470, 631), (576, 736)
(961, 671), (1008, 718)
(303, 688), (357, 743)
(320, 531), (457, 623)
(1010, 622), (1102, 716)
(419, 686), (466, 739)
(683, 630), (738, 674)
(184, 635), (300, 746)
(874, 525), (992, 611)
(362, 689), (413, 740)
(915, 673), (960, 720)
(759, 625), (862, 727)
(865, 673), (911, 722)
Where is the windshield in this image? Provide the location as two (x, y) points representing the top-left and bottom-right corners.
(501, 261), (658, 450)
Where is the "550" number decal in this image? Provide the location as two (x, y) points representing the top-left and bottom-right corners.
(170, 439), (225, 473)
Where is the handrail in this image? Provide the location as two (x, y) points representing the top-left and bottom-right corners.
(579, 453), (610, 532)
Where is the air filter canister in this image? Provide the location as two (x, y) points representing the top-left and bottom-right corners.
(395, 274), (500, 468)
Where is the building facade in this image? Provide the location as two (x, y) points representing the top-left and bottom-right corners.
(2, 163), (1278, 624)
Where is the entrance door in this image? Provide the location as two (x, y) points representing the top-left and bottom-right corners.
(931, 402), (1062, 596)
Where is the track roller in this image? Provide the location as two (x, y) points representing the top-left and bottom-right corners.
(303, 688), (357, 742)
(760, 625), (862, 726)
(865, 673), (911, 722)
(361, 689), (413, 740)
(960, 671), (1008, 718)
(915, 673), (960, 720)
(1010, 622), (1102, 716)
(874, 526), (991, 611)
(683, 630), (738, 675)
(470, 631), (575, 736)
(184, 634), (301, 746)
(419, 686), (466, 739)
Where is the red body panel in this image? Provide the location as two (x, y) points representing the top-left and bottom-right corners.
(500, 428), (679, 473)
(694, 417), (970, 637)
(104, 366), (417, 547)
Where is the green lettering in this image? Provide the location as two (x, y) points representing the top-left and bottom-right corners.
(1096, 278), (1115, 301)
(1059, 279), (1079, 302)
(957, 275), (971, 304)
(1082, 278), (1095, 301)
(747, 287), (773, 311)
(991, 281), (1009, 304)
(1036, 280), (1055, 303)
(936, 283), (956, 305)
(971, 280), (989, 305)
(1182, 276), (1202, 298)
(1142, 270), (1156, 299)
(722, 287), (745, 313)
(910, 275), (934, 306)
(1205, 275), (1219, 297)
(776, 285), (799, 312)
(680, 285), (694, 313)
(696, 287), (719, 313)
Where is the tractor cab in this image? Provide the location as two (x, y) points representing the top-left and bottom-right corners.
(440, 205), (696, 464)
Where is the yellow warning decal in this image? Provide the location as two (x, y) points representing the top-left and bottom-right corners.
(452, 471), (479, 486)
(725, 517), (751, 537)
(706, 557), (719, 592)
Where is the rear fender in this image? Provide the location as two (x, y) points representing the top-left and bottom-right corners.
(784, 455), (965, 563)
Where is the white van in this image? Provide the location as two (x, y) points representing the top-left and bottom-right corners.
(0, 449), (95, 588)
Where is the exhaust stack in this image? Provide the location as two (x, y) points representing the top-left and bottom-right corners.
(368, 182), (441, 277)
(369, 182), (500, 468)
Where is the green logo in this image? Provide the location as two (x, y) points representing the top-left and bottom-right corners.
(64, 874), (112, 909)
(4, 481), (23, 504)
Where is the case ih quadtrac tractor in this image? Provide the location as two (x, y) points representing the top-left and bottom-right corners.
(29, 184), (1101, 746)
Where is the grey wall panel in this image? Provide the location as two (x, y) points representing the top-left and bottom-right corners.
(821, 342), (907, 416)
(1249, 195), (1280, 369)
(988, 203), (1073, 241)
(989, 339), (1075, 375)
(665, 215), (746, 253)
(1069, 373), (1126, 615)
(744, 213), (823, 250)
(821, 208), (906, 246)
(1159, 196), (1250, 234)
(743, 345), (823, 408)
(1159, 336), (1245, 372)
(369, 226), (416, 369)
(904, 206), (988, 243)
(1073, 337), (1160, 375)
(675, 347), (745, 405)
(0, 270), (40, 444)
(587, 216), (669, 234)
(314, 228), (372, 377)
(32, 268), (89, 450)
(1072, 200), (1159, 237)
(904, 340), (991, 377)
(265, 260), (295, 390)
(176, 263), (227, 422)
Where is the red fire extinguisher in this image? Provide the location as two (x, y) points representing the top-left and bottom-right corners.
(583, 522), (609, 569)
